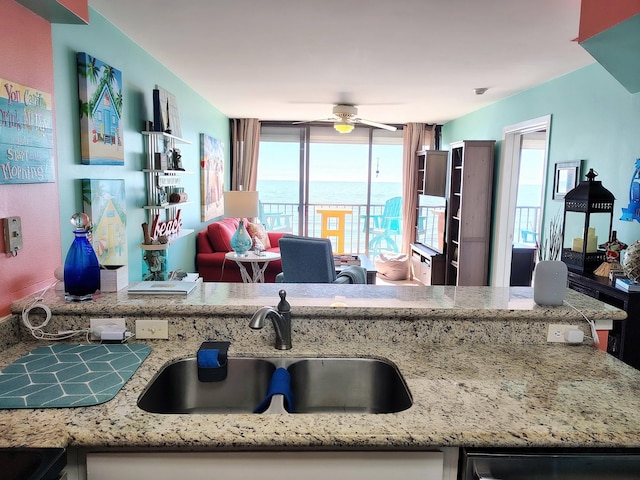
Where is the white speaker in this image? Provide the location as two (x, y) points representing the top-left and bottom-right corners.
(533, 260), (568, 306)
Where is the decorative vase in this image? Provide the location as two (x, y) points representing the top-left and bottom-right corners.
(622, 240), (640, 282)
(230, 220), (252, 256)
(64, 213), (100, 301)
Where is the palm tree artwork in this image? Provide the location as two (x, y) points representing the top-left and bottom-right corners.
(77, 52), (124, 165)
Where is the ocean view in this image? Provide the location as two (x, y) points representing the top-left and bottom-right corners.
(257, 180), (402, 205)
(258, 180), (543, 207)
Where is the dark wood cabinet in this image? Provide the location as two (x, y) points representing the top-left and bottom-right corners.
(413, 150), (448, 264)
(416, 150), (448, 197)
(410, 243), (445, 286)
(567, 271), (640, 369)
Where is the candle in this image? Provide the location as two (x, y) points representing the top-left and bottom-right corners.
(572, 238), (583, 252)
(587, 228), (598, 253)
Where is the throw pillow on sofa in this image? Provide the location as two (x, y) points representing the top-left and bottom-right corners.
(246, 222), (271, 249)
(207, 217), (239, 252)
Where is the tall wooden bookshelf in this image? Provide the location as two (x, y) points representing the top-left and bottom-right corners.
(445, 140), (495, 286)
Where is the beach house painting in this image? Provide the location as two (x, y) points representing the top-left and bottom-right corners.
(82, 179), (127, 266)
(77, 53), (124, 165)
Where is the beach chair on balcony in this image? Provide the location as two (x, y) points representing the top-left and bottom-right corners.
(368, 196), (402, 257)
(520, 229), (538, 245)
(259, 201), (292, 232)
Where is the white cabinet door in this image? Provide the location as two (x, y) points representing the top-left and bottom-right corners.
(87, 451), (444, 480)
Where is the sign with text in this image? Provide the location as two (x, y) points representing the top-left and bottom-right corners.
(0, 79), (55, 184)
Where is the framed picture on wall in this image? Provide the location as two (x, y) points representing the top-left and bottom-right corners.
(553, 160), (582, 200)
(77, 53), (124, 165)
(82, 179), (127, 265)
(0, 78), (55, 183)
(200, 134), (225, 221)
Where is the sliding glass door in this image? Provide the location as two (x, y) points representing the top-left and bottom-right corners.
(257, 123), (403, 255)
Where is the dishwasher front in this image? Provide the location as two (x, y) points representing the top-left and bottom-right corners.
(460, 448), (640, 480)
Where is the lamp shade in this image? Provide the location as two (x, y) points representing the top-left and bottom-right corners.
(223, 191), (259, 218)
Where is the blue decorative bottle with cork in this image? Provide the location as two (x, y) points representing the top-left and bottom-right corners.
(64, 213), (100, 301)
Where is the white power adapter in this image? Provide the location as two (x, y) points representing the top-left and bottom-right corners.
(101, 326), (126, 341)
(95, 325), (127, 341)
(564, 329), (584, 344)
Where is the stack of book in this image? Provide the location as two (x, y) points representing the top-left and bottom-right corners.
(614, 277), (640, 292)
(127, 281), (199, 295)
(333, 254), (361, 267)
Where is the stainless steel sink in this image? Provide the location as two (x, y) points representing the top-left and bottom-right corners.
(138, 356), (411, 414)
(138, 357), (275, 413)
(287, 358), (412, 414)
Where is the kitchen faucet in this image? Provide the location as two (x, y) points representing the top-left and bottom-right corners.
(249, 289), (292, 350)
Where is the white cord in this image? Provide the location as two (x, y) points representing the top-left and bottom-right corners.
(21, 281), (91, 341)
(564, 299), (600, 347)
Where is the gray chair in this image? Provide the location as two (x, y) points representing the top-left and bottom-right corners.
(276, 234), (366, 284)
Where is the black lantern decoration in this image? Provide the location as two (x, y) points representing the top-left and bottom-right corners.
(561, 169), (615, 274)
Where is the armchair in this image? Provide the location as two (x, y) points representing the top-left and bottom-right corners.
(277, 234), (366, 284)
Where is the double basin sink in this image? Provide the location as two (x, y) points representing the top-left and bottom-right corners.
(138, 356), (412, 414)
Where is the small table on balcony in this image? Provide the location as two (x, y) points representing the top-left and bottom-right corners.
(317, 208), (352, 253)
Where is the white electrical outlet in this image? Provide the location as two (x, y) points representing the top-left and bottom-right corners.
(136, 319), (169, 339)
(547, 324), (582, 343)
(90, 318), (126, 340)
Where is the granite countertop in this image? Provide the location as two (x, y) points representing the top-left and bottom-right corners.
(10, 283), (628, 320)
(1, 283), (637, 451)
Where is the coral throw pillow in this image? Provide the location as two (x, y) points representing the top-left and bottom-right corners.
(246, 222), (271, 249)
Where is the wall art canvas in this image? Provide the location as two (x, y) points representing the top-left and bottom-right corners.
(0, 79), (55, 184)
(153, 86), (182, 138)
(77, 52), (124, 165)
(82, 178), (127, 266)
(200, 134), (225, 221)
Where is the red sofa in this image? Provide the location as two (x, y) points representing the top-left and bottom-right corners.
(196, 217), (284, 282)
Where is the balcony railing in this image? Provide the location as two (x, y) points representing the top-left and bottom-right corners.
(260, 202), (541, 256)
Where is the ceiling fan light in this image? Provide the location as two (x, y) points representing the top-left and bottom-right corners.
(334, 122), (354, 134)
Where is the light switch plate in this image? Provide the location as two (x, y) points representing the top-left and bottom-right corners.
(3, 216), (23, 254)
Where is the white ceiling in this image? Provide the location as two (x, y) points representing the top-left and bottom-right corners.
(89, 0), (595, 126)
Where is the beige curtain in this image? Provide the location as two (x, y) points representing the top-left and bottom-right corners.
(230, 118), (261, 191)
(401, 123), (436, 254)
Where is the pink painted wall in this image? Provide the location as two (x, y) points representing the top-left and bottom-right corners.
(0, 0), (62, 317)
(57, 0), (89, 23)
(578, 0), (640, 41)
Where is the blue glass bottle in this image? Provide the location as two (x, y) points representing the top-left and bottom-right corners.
(64, 213), (100, 301)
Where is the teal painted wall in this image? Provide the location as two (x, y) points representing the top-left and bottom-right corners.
(442, 63), (640, 255)
(52, 9), (229, 282)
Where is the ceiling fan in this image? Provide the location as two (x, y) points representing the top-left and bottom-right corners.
(294, 104), (397, 133)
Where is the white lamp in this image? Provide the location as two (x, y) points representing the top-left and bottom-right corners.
(224, 190), (259, 256)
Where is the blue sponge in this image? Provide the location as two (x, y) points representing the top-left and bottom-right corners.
(253, 368), (294, 413)
(197, 349), (220, 368)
